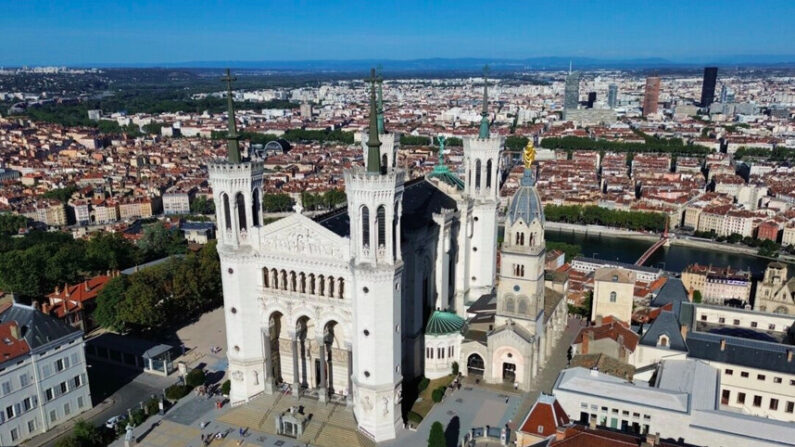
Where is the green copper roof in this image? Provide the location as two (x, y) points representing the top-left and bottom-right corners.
(366, 68), (382, 174)
(428, 136), (464, 189)
(425, 310), (466, 335)
(222, 68), (241, 164)
(478, 65), (490, 139)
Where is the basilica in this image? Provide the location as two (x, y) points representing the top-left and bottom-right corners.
(208, 68), (568, 443)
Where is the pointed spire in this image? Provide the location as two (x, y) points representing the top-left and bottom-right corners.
(376, 64), (385, 134)
(366, 68), (382, 174)
(569, 60), (572, 75)
(222, 68), (241, 163)
(478, 65), (490, 139)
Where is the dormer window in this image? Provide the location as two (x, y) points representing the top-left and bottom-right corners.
(657, 335), (669, 348)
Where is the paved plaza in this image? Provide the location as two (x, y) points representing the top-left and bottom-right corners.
(109, 316), (583, 447)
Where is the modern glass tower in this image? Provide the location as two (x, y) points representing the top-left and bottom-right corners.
(700, 67), (718, 107)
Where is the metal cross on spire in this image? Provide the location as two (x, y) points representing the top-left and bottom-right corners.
(376, 64), (385, 134)
(365, 68), (382, 174)
(478, 64), (491, 139)
(221, 68), (241, 163)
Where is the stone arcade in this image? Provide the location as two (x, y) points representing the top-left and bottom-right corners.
(209, 68), (567, 443)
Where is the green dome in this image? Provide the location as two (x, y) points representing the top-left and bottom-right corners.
(425, 310), (466, 335)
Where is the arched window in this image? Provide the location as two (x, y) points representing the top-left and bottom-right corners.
(299, 272), (306, 293)
(289, 271), (296, 292)
(518, 298), (528, 314)
(222, 194), (231, 230)
(328, 277), (335, 298)
(263, 267), (269, 288)
(381, 154), (388, 174)
(657, 335), (669, 348)
(338, 278), (344, 299)
(280, 270), (287, 290)
(271, 269), (278, 289)
(308, 274), (315, 294)
(377, 205), (386, 248)
(251, 188), (261, 226)
(609, 291), (617, 303)
(475, 159), (482, 188)
(235, 192), (247, 231)
(393, 202), (399, 261)
(486, 159), (493, 188)
(505, 297), (515, 313)
(361, 206), (370, 249)
(318, 275), (325, 296)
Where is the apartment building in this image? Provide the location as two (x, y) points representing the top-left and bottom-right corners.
(681, 264), (752, 305)
(0, 303), (92, 445)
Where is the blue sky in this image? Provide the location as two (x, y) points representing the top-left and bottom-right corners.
(1, 0), (793, 66)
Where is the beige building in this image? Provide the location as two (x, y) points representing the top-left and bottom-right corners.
(681, 264), (752, 305)
(782, 224), (795, 247)
(592, 267), (636, 323)
(755, 262), (795, 315)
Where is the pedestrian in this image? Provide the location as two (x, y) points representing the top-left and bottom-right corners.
(505, 397), (509, 404)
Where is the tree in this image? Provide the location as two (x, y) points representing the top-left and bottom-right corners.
(142, 122), (164, 135)
(136, 222), (186, 261)
(42, 185), (78, 203)
(451, 361), (459, 376)
(0, 214), (28, 235)
(428, 421), (446, 447)
(117, 269), (169, 333)
(186, 368), (206, 388)
(262, 193), (294, 212)
(85, 232), (136, 271)
(692, 290), (702, 304)
(55, 420), (104, 447)
(190, 196), (215, 214)
(94, 276), (128, 331)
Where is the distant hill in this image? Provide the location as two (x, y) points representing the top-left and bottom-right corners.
(93, 55), (795, 71)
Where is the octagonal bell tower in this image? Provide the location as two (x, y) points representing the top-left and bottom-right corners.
(346, 68), (405, 442)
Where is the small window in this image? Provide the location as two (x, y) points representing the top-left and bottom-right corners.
(741, 371), (749, 378)
(758, 374), (766, 381)
(50, 410), (56, 423)
(718, 317), (725, 324)
(786, 401), (794, 413)
(733, 319), (740, 325)
(700, 315), (707, 321)
(751, 321), (758, 328)
(609, 291), (617, 303)
(770, 399), (779, 411)
(737, 392), (746, 404)
(10, 428), (18, 442)
(769, 324), (776, 330)
(753, 395), (762, 407)
(774, 377), (782, 384)
(725, 369), (733, 375)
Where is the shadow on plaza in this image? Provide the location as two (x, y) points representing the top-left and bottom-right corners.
(445, 416), (460, 447)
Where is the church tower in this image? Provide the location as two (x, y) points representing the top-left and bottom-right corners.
(208, 69), (266, 403)
(495, 142), (546, 332)
(345, 68), (405, 442)
(463, 66), (503, 300)
(361, 66), (399, 173)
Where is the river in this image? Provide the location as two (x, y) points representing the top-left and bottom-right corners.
(544, 228), (787, 278)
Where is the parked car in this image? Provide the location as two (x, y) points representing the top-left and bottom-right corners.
(105, 414), (127, 430)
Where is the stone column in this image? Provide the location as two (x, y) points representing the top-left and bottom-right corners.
(317, 338), (327, 403)
(291, 333), (301, 396)
(262, 327), (273, 394)
(346, 344), (353, 407)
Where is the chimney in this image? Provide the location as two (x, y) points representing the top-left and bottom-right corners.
(720, 339), (726, 351)
(788, 350), (793, 363)
(555, 426), (567, 441)
(84, 281), (90, 292)
(32, 301), (41, 311)
(64, 284), (70, 298)
(595, 315), (603, 326)
(582, 330), (591, 354)
(687, 287), (694, 302)
(680, 324), (689, 341)
(9, 324), (19, 340)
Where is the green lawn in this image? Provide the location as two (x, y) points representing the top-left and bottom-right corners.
(409, 375), (455, 420)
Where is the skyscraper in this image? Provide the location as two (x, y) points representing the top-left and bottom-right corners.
(700, 66), (718, 107)
(587, 92), (596, 108)
(564, 71), (580, 110)
(607, 84), (618, 109)
(642, 76), (661, 117)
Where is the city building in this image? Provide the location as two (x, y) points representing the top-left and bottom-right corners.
(700, 67), (718, 107)
(642, 76), (661, 117)
(591, 268), (636, 323)
(552, 359), (795, 447)
(163, 188), (193, 215)
(586, 92), (596, 108)
(564, 71), (581, 110)
(754, 262), (795, 315)
(680, 264), (752, 306)
(0, 303), (92, 445)
(607, 84), (618, 109)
